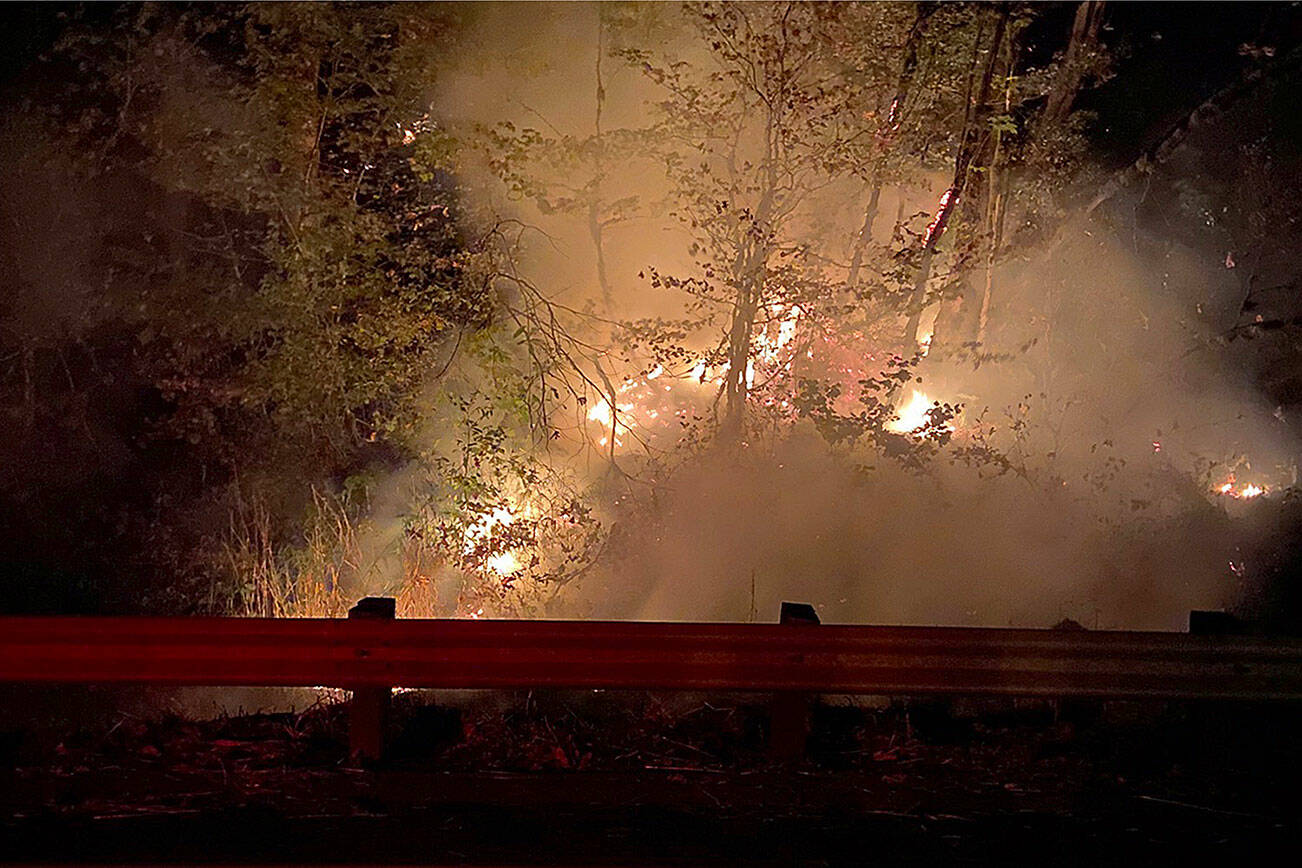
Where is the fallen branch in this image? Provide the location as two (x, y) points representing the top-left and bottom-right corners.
(1046, 44), (1302, 255)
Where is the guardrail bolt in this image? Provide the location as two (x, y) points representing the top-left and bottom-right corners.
(348, 596), (395, 763)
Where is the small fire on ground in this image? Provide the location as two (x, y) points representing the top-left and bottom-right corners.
(1214, 477), (1268, 500)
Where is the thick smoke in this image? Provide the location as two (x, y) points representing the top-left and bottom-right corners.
(406, 2), (1301, 631)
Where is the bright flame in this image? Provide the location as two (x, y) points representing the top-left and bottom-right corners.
(1214, 477), (1268, 500)
(917, 327), (934, 357)
(587, 398), (635, 429)
(485, 551), (522, 575)
(687, 359), (724, 385)
(755, 305), (801, 364)
(886, 390), (941, 434)
(914, 305), (939, 357)
(465, 506), (514, 540)
(924, 188), (957, 248)
(463, 506), (524, 576)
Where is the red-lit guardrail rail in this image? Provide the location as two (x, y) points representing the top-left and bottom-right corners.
(2, 615), (1301, 700)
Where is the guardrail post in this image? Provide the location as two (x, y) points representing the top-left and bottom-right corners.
(770, 602), (820, 760)
(348, 596), (395, 763)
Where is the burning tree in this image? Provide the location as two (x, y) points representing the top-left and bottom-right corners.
(617, 2), (918, 440)
(468, 3), (1035, 462)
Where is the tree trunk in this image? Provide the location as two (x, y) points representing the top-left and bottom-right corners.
(902, 246), (938, 352)
(849, 3), (933, 290)
(720, 87), (781, 440)
(589, 21), (614, 307)
(890, 3), (939, 126)
(588, 200), (613, 306)
(971, 29), (1016, 349)
(1042, 1), (1105, 126)
(975, 145), (1010, 347)
(1079, 43), (1302, 226)
(721, 198), (772, 438)
(846, 181), (881, 288)
(721, 267), (762, 438)
(902, 5), (1007, 352)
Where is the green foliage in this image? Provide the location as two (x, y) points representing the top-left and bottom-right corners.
(0, 3), (505, 611)
(37, 4), (495, 460)
(408, 381), (606, 603)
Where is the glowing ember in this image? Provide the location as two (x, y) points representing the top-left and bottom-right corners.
(923, 188), (958, 248)
(887, 95), (902, 127)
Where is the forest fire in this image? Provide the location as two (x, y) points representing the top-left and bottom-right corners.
(6, 2), (1302, 864)
(463, 506), (524, 577)
(1215, 478), (1269, 500)
(917, 326), (934, 357)
(923, 188), (958, 248)
(587, 396), (635, 448)
(886, 390), (940, 434)
(755, 305), (802, 365)
(484, 551), (522, 576)
(3, 0), (1295, 618)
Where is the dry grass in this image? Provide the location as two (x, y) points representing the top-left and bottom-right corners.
(217, 492), (346, 618)
(215, 478), (580, 621)
(218, 489), (453, 619)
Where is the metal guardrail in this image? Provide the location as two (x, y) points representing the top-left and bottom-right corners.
(3, 614), (1301, 701)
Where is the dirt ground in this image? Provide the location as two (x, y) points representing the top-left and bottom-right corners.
(2, 688), (1299, 865)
